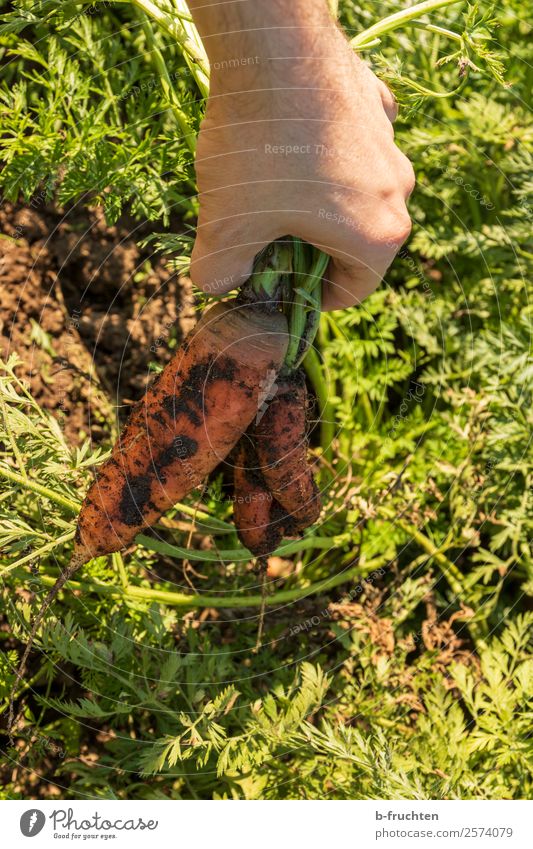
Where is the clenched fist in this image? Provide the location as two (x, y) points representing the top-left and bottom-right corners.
(188, 0), (414, 310)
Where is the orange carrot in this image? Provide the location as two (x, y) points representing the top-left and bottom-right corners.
(7, 299), (289, 734)
(253, 370), (321, 531)
(73, 300), (289, 565)
(232, 435), (292, 556)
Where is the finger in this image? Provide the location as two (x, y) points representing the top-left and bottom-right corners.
(190, 218), (268, 296)
(376, 79), (399, 123)
(321, 258), (386, 311)
(305, 198), (411, 310)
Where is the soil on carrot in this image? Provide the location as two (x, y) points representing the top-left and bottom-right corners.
(0, 201), (195, 443)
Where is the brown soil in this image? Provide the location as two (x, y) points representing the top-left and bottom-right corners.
(0, 201), (195, 443)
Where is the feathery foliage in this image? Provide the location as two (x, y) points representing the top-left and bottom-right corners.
(0, 0), (531, 799)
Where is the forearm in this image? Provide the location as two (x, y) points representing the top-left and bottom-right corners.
(188, 0), (337, 89)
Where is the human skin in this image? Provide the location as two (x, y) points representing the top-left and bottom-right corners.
(188, 0), (415, 310)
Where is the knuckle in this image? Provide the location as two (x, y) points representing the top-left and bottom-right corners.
(366, 205), (412, 251)
(387, 204), (412, 240)
(397, 210), (413, 243)
(401, 157), (416, 195)
(387, 208), (412, 245)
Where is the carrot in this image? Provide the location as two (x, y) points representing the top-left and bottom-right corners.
(7, 297), (289, 735)
(72, 300), (289, 566)
(253, 369), (321, 530)
(232, 434), (293, 557)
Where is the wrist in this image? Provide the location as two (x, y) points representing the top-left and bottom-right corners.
(189, 0), (339, 93)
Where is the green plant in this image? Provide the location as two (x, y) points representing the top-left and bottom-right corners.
(0, 0), (531, 800)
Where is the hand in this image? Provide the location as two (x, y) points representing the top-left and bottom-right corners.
(189, 14), (414, 310)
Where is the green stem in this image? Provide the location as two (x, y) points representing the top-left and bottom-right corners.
(352, 38), (382, 51)
(351, 0), (464, 47)
(137, 10), (196, 154)
(0, 465), (80, 515)
(285, 250), (328, 370)
(410, 20), (462, 42)
(359, 391), (374, 429)
(11, 552), (383, 609)
(303, 347), (334, 464)
(132, 0), (193, 24)
(131, 0), (209, 96)
(112, 551), (129, 589)
(397, 518), (486, 644)
(163, 503), (233, 531)
(137, 532), (343, 562)
(0, 398), (28, 482)
(0, 462), (234, 532)
(393, 74), (468, 99)
(245, 241), (293, 301)
(0, 531), (75, 577)
(172, 0), (210, 96)
(395, 518), (466, 599)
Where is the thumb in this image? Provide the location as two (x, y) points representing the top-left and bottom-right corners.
(190, 225), (266, 296)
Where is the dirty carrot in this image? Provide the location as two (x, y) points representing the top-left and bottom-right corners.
(253, 369), (321, 531)
(73, 299), (289, 566)
(232, 433), (292, 557)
